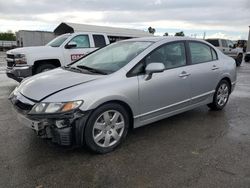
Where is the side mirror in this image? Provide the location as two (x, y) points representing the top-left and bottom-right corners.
(145, 62), (165, 80)
(65, 41), (77, 49)
(229, 44), (235, 49)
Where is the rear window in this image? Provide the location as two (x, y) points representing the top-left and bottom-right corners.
(93, 35), (106, 48)
(206, 39), (219, 47)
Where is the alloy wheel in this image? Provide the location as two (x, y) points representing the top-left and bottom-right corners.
(216, 83), (229, 106)
(92, 110), (125, 147)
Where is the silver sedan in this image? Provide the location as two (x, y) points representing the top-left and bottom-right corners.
(9, 37), (236, 153)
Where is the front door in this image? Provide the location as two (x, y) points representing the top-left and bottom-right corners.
(138, 41), (192, 124)
(63, 34), (95, 64)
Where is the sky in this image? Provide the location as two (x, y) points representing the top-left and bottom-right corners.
(0, 0), (249, 40)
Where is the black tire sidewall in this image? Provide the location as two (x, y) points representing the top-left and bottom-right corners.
(84, 103), (130, 154)
(236, 54), (243, 66)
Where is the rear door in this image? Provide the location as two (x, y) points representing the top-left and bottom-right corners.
(187, 41), (221, 104)
(63, 34), (93, 64)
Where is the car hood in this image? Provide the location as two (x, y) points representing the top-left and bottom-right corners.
(18, 68), (104, 101)
(7, 46), (58, 55)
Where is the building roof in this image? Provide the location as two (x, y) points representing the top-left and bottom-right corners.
(54, 22), (152, 38)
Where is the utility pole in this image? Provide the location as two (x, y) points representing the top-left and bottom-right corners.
(247, 26), (250, 52)
(203, 32), (206, 40)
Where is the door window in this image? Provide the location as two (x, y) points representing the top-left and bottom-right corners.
(206, 39), (219, 47)
(69, 35), (90, 48)
(227, 40), (234, 48)
(145, 42), (186, 69)
(189, 42), (213, 64)
(93, 35), (106, 48)
(221, 40), (228, 48)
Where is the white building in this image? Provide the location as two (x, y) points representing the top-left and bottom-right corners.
(15, 22), (152, 47)
(54, 22), (152, 43)
(16, 30), (55, 47)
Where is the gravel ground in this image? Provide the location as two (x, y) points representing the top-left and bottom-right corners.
(0, 52), (250, 187)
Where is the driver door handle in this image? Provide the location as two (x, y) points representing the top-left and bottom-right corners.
(212, 65), (219, 70)
(179, 71), (191, 78)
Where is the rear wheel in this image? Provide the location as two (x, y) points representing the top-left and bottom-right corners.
(207, 80), (230, 110)
(84, 103), (129, 154)
(236, 54), (243, 66)
(35, 63), (57, 74)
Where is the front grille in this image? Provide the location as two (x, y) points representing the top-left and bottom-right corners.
(7, 61), (15, 67)
(15, 100), (33, 111)
(7, 54), (15, 59)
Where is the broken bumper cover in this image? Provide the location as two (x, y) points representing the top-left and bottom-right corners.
(6, 66), (32, 82)
(9, 93), (89, 146)
(16, 112), (77, 146)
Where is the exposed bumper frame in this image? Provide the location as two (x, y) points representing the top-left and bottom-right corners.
(6, 66), (32, 82)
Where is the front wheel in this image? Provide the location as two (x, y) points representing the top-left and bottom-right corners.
(35, 63), (57, 74)
(84, 103), (130, 154)
(207, 80), (230, 111)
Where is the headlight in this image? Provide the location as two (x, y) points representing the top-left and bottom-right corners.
(14, 53), (27, 65)
(29, 100), (83, 114)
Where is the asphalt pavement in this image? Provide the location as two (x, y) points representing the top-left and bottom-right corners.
(0, 53), (250, 188)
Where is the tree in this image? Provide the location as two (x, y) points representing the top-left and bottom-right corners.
(175, 31), (185, 37)
(148, 27), (156, 35)
(0, 32), (16, 41)
(163, 32), (169, 36)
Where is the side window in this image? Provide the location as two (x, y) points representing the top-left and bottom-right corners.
(221, 40), (228, 48)
(145, 42), (186, 69)
(189, 42), (213, 64)
(227, 40), (234, 48)
(93, 35), (106, 48)
(69, 35), (90, 48)
(211, 48), (218, 60)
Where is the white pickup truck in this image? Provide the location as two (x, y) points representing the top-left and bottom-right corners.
(6, 32), (110, 81)
(206, 38), (243, 66)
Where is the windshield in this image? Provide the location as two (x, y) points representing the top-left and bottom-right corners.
(71, 41), (152, 74)
(47, 35), (70, 47)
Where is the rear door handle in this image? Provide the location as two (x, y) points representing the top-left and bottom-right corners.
(179, 71), (191, 78)
(212, 65), (219, 70)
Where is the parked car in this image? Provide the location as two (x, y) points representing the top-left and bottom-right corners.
(206, 38), (243, 66)
(9, 37), (236, 153)
(245, 52), (250, 63)
(6, 32), (110, 82)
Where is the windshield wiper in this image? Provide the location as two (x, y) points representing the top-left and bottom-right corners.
(63, 66), (83, 73)
(76, 65), (108, 75)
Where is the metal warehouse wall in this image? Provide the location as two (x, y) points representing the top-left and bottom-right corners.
(16, 31), (55, 47)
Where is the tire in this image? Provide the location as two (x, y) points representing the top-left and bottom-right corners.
(235, 54), (243, 66)
(207, 80), (230, 111)
(35, 63), (57, 74)
(84, 103), (130, 154)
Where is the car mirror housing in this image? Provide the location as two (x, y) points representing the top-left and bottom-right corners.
(145, 62), (165, 80)
(66, 41), (77, 49)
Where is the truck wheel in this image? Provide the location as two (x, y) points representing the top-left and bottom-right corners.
(35, 64), (57, 74)
(236, 54), (243, 66)
(84, 103), (130, 154)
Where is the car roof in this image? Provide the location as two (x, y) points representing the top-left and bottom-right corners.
(123, 36), (205, 43)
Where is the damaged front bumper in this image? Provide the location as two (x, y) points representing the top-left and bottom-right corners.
(6, 65), (32, 82)
(10, 92), (90, 146)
